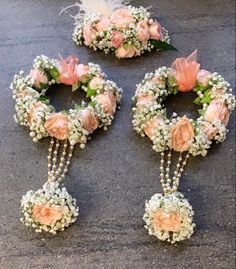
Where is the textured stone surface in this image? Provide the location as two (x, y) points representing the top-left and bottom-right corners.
(0, 0), (235, 268)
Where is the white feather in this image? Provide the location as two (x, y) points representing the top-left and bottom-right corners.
(60, 0), (131, 25)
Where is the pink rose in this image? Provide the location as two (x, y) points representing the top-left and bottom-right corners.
(80, 108), (99, 133)
(94, 91), (117, 114)
(83, 25), (96, 45)
(115, 45), (140, 58)
(144, 115), (165, 140)
(110, 8), (135, 28)
(76, 64), (90, 83)
(171, 116), (194, 152)
(197, 69), (211, 86)
(149, 22), (162, 40)
(136, 94), (155, 111)
(136, 21), (150, 42)
(204, 100), (229, 126)
(44, 113), (69, 140)
(152, 209), (182, 232)
(32, 204), (63, 226)
(111, 31), (124, 48)
(201, 121), (218, 139)
(89, 76), (104, 89)
(96, 17), (111, 32)
(28, 101), (49, 124)
(29, 68), (48, 88)
(58, 55), (80, 87)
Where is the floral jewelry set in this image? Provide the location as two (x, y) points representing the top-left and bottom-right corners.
(11, 0), (235, 243)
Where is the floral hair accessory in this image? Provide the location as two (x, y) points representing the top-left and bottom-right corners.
(61, 0), (177, 58)
(132, 50), (235, 243)
(12, 55), (122, 233)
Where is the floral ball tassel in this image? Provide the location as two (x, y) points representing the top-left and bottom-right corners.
(20, 139), (79, 234)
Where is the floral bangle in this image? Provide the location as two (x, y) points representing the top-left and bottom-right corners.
(132, 50), (235, 243)
(61, 0), (176, 59)
(12, 55), (122, 234)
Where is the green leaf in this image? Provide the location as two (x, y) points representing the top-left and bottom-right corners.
(39, 96), (50, 105)
(72, 82), (80, 92)
(198, 108), (207, 116)
(194, 97), (201, 105)
(123, 43), (130, 49)
(39, 82), (48, 90)
(50, 67), (60, 82)
(74, 103), (82, 110)
(168, 76), (177, 87)
(89, 101), (97, 108)
(173, 87), (178, 95)
(150, 40), (178, 51)
(86, 87), (97, 98)
(200, 91), (212, 104)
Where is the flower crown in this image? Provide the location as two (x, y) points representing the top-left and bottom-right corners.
(61, 0), (176, 58)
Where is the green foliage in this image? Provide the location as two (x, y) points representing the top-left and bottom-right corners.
(150, 40), (177, 51)
(49, 67), (60, 82)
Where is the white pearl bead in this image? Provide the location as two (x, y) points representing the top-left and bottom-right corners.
(30, 132), (35, 137)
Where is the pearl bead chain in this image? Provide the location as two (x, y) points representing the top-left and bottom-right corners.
(48, 138), (74, 182)
(160, 150), (190, 194)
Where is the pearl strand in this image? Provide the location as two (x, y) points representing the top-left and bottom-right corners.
(159, 150), (190, 194)
(47, 139), (74, 182)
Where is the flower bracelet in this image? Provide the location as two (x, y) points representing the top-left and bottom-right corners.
(12, 55), (122, 234)
(132, 50), (235, 243)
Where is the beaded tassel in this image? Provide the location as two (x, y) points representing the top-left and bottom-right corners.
(160, 150), (190, 194)
(47, 138), (74, 182)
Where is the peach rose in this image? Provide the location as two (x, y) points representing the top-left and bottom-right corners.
(151, 76), (166, 87)
(149, 22), (162, 40)
(76, 64), (90, 83)
(28, 101), (49, 124)
(201, 121), (218, 139)
(32, 204), (63, 226)
(96, 16), (111, 32)
(111, 31), (124, 48)
(83, 25), (96, 45)
(197, 69), (211, 86)
(29, 68), (48, 88)
(152, 209), (182, 232)
(94, 91), (117, 114)
(136, 94), (155, 111)
(44, 113), (69, 140)
(89, 76), (104, 89)
(136, 20), (150, 42)
(171, 50), (200, 92)
(110, 8), (135, 28)
(210, 87), (226, 100)
(171, 116), (194, 152)
(58, 55), (80, 86)
(115, 45), (140, 58)
(144, 115), (165, 139)
(204, 100), (229, 126)
(80, 108), (99, 133)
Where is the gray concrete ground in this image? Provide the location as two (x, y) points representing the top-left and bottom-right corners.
(0, 0), (235, 268)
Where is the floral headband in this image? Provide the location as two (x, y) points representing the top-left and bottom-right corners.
(61, 0), (176, 58)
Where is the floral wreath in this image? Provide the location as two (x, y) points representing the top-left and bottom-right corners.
(61, 0), (176, 59)
(132, 50), (235, 243)
(11, 55), (122, 234)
